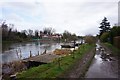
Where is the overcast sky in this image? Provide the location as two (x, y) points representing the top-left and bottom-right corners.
(0, 0), (119, 36)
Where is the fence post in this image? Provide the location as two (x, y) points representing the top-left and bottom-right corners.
(38, 51), (39, 55)
(30, 51), (32, 57)
(20, 49), (22, 59)
(16, 50), (19, 58)
(58, 57), (61, 69)
(72, 51), (75, 59)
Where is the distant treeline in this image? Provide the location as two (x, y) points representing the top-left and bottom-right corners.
(1, 22), (35, 42)
(1, 21), (80, 43)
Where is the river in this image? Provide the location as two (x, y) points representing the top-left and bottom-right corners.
(1, 41), (63, 64)
(1, 40), (82, 64)
(85, 43), (118, 78)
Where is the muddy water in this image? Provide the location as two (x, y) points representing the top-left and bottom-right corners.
(85, 43), (118, 78)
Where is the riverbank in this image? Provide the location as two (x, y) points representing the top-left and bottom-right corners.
(16, 44), (95, 79)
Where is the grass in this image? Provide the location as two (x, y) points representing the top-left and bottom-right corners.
(17, 44), (95, 78)
(104, 43), (120, 56)
(80, 49), (95, 78)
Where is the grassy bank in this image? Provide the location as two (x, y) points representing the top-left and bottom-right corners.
(80, 48), (95, 78)
(17, 44), (95, 78)
(104, 43), (120, 56)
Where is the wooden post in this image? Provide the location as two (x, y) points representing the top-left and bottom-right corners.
(43, 49), (46, 54)
(58, 57), (61, 69)
(16, 50), (19, 58)
(38, 51), (39, 55)
(30, 51), (32, 57)
(20, 49), (22, 59)
(72, 51), (75, 59)
(74, 40), (75, 50)
(45, 49), (46, 54)
(83, 45), (84, 49)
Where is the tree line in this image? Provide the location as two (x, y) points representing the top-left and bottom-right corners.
(1, 21), (78, 43)
(1, 22), (39, 42)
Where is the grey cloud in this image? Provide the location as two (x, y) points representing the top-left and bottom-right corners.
(1, 0), (118, 36)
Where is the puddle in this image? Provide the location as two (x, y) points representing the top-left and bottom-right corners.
(85, 43), (118, 78)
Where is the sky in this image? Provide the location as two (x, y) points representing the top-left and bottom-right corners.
(0, 0), (119, 36)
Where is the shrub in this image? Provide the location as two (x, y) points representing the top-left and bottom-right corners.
(84, 35), (96, 44)
(100, 32), (109, 42)
(53, 49), (72, 55)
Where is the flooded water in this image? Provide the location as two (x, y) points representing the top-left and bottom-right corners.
(85, 43), (118, 78)
(1, 41), (62, 64)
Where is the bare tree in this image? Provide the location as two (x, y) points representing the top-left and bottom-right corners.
(43, 27), (55, 35)
(35, 30), (39, 38)
(85, 35), (96, 44)
(28, 29), (33, 37)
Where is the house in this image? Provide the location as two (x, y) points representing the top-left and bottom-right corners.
(40, 33), (62, 41)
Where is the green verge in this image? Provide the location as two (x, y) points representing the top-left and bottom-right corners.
(104, 43), (120, 56)
(17, 44), (95, 78)
(80, 48), (95, 78)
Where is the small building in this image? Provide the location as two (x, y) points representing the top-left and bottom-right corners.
(40, 33), (62, 41)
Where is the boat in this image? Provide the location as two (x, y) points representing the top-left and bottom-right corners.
(61, 44), (75, 48)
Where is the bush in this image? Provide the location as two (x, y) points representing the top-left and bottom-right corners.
(113, 36), (120, 49)
(109, 26), (120, 44)
(85, 35), (96, 44)
(53, 49), (72, 55)
(100, 32), (109, 42)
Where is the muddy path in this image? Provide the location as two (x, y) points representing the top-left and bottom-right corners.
(85, 43), (119, 78)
